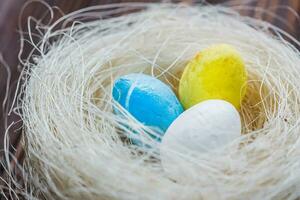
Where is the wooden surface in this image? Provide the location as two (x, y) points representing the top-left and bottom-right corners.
(0, 0), (299, 194)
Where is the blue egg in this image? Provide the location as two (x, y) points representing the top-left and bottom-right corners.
(112, 73), (183, 138)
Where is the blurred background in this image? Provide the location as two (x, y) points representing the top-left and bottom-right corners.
(0, 0), (299, 187)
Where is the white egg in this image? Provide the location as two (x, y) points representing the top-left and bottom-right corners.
(160, 99), (241, 180)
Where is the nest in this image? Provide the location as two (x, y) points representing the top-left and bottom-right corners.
(8, 3), (300, 200)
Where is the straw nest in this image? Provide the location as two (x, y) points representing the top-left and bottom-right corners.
(12, 2), (300, 200)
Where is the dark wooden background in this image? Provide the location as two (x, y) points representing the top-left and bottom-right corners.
(0, 0), (299, 191)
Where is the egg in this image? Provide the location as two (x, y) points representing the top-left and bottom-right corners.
(112, 73), (183, 139)
(179, 44), (247, 109)
(160, 100), (241, 180)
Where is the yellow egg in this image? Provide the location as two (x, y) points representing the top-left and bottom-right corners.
(179, 44), (247, 109)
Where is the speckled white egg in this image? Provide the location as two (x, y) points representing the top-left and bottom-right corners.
(160, 99), (241, 180)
